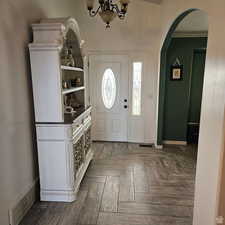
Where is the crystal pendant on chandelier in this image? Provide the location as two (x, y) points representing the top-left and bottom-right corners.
(86, 0), (130, 28)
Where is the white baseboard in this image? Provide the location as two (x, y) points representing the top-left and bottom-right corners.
(154, 144), (163, 149)
(163, 140), (187, 146)
(41, 189), (77, 202)
(9, 178), (38, 225)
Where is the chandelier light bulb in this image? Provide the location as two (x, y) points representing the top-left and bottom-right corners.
(86, 0), (95, 10)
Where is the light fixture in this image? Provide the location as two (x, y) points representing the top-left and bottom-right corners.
(86, 0), (130, 28)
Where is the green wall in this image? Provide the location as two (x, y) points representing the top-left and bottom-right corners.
(163, 37), (207, 142)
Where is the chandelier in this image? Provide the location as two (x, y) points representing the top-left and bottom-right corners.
(86, 0), (130, 28)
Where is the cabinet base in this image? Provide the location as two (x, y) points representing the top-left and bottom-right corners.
(40, 149), (94, 202)
(41, 190), (77, 202)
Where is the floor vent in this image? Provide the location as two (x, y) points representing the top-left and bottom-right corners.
(139, 144), (153, 148)
(9, 181), (37, 225)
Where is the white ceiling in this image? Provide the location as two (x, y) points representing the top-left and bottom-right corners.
(175, 10), (208, 32)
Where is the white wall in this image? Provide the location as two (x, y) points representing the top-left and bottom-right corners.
(158, 1), (225, 224)
(0, 0), (84, 224)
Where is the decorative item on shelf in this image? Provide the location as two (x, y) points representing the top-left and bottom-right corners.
(64, 106), (76, 114)
(76, 77), (82, 86)
(61, 45), (75, 67)
(75, 57), (82, 69)
(70, 98), (82, 109)
(62, 80), (68, 89)
(61, 46), (69, 66)
(70, 79), (77, 87)
(62, 80), (71, 89)
(66, 46), (75, 67)
(86, 0), (130, 28)
(65, 94), (82, 110)
(69, 77), (82, 87)
(170, 58), (183, 81)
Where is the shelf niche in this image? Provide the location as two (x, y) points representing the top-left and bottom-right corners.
(61, 28), (83, 69)
(60, 24), (86, 123)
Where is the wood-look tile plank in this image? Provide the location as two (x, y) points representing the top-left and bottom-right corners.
(93, 142), (105, 160)
(119, 167), (135, 202)
(80, 176), (106, 190)
(135, 192), (194, 206)
(19, 202), (49, 225)
(56, 190), (88, 225)
(86, 165), (122, 177)
(133, 161), (149, 193)
(111, 142), (129, 156)
(100, 176), (119, 212)
(147, 185), (195, 197)
(78, 182), (104, 225)
(35, 202), (68, 225)
(118, 202), (193, 218)
(96, 143), (113, 160)
(97, 212), (192, 225)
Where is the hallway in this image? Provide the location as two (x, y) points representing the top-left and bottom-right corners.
(20, 143), (197, 225)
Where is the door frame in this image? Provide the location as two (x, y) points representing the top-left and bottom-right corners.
(186, 48), (206, 144)
(88, 52), (150, 143)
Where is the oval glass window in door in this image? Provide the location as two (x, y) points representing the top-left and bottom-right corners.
(102, 68), (117, 109)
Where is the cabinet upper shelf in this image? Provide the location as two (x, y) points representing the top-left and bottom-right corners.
(62, 86), (85, 95)
(61, 65), (83, 72)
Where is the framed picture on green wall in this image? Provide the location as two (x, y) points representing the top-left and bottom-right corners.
(170, 65), (183, 80)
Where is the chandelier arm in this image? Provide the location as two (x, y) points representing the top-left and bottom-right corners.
(111, 4), (125, 19)
(111, 4), (120, 13)
(89, 6), (101, 17)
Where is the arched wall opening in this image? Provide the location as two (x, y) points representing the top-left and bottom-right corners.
(156, 9), (209, 224)
(157, 8), (208, 146)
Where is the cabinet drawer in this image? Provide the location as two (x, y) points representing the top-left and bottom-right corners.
(36, 125), (72, 140)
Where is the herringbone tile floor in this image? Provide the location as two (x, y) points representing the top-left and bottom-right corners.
(20, 142), (197, 225)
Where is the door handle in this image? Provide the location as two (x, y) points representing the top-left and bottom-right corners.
(124, 105), (128, 109)
(124, 99), (127, 102)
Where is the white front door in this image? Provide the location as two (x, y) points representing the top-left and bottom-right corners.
(90, 55), (129, 142)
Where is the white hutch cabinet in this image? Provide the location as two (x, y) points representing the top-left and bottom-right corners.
(29, 17), (93, 202)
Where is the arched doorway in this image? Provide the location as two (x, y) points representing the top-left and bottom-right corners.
(157, 9), (208, 147)
(156, 9), (209, 225)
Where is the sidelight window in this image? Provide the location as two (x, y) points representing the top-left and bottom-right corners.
(132, 62), (142, 116)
